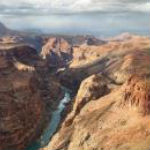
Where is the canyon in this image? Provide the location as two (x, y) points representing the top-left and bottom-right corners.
(41, 34), (150, 150)
(0, 22), (150, 150)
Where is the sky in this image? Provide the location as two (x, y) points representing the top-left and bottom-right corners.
(0, 0), (149, 15)
(0, 0), (149, 37)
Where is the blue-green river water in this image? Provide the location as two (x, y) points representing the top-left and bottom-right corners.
(26, 89), (71, 150)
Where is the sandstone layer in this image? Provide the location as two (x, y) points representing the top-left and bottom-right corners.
(0, 43), (64, 150)
(43, 34), (150, 150)
(40, 37), (72, 68)
(0, 31), (149, 150)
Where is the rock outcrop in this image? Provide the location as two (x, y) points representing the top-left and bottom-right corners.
(40, 35), (106, 69)
(122, 75), (150, 115)
(0, 32), (149, 150)
(0, 44), (64, 150)
(42, 34), (150, 150)
(41, 37), (72, 68)
(47, 77), (150, 150)
(58, 35), (150, 88)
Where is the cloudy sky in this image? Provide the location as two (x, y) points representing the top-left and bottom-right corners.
(0, 0), (149, 37)
(0, 0), (149, 15)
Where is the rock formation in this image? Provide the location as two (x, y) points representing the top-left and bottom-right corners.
(40, 35), (106, 69)
(42, 34), (150, 150)
(58, 34), (150, 88)
(0, 30), (149, 150)
(0, 43), (64, 150)
(40, 37), (72, 68)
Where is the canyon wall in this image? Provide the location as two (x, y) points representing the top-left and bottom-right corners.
(0, 44), (64, 150)
(43, 34), (150, 150)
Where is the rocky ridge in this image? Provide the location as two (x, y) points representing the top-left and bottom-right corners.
(40, 37), (72, 68)
(0, 28), (149, 150)
(42, 34), (150, 150)
(0, 42), (64, 150)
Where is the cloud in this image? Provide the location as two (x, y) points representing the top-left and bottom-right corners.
(0, 0), (149, 15)
(130, 2), (150, 12)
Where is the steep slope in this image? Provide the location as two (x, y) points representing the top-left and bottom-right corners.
(40, 35), (106, 69)
(47, 75), (150, 150)
(40, 37), (72, 68)
(0, 22), (18, 36)
(0, 44), (64, 150)
(58, 35), (150, 89)
(42, 35), (150, 150)
(0, 21), (43, 51)
(0, 22), (7, 36)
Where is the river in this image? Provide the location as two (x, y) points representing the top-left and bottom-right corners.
(26, 88), (71, 150)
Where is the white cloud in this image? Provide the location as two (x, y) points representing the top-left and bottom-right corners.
(0, 0), (149, 14)
(131, 2), (150, 12)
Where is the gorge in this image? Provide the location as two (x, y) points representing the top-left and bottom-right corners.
(26, 88), (71, 150)
(0, 22), (150, 150)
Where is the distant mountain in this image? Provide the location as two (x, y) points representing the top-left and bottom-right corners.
(0, 21), (38, 36)
(0, 22), (8, 36)
(0, 21), (105, 52)
(0, 22), (44, 50)
(0, 22), (20, 36)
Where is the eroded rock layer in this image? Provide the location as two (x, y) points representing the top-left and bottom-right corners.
(41, 37), (72, 68)
(42, 35), (150, 150)
(0, 44), (63, 150)
(0, 33), (149, 150)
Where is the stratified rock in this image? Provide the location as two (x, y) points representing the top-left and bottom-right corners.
(0, 44), (63, 150)
(43, 35), (150, 150)
(44, 76), (150, 150)
(58, 35), (150, 89)
(41, 37), (72, 68)
(122, 75), (150, 115)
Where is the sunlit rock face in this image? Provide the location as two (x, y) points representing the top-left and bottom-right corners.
(0, 33), (149, 150)
(41, 37), (72, 68)
(40, 35), (105, 69)
(42, 35), (150, 150)
(0, 44), (64, 150)
(58, 35), (150, 89)
(122, 75), (150, 115)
